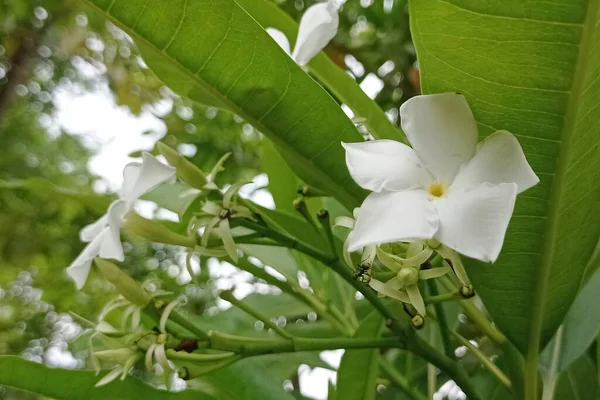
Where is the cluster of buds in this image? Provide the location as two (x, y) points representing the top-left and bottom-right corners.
(336, 211), (473, 325)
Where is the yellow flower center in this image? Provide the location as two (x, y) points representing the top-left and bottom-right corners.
(428, 183), (447, 197)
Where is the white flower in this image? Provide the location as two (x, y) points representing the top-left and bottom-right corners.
(344, 93), (539, 263)
(67, 153), (175, 289)
(267, 0), (341, 66)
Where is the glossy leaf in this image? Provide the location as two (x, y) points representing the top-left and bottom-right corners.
(234, 0), (405, 142)
(335, 311), (384, 400)
(410, 0), (600, 353)
(0, 355), (215, 400)
(81, 0), (366, 210)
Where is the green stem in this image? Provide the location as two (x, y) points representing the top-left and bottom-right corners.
(380, 359), (427, 400)
(219, 290), (292, 339)
(200, 333), (405, 356)
(236, 217), (482, 400)
(426, 280), (453, 359)
(439, 276), (506, 344)
(164, 308), (210, 340)
(234, 257), (354, 336)
(424, 291), (463, 305)
(408, 335), (483, 400)
(453, 332), (511, 388)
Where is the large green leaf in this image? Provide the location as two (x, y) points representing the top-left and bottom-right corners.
(540, 264), (600, 373)
(81, 0), (366, 210)
(552, 356), (598, 400)
(234, 0), (405, 142)
(0, 355), (215, 400)
(335, 311), (383, 400)
(410, 0), (600, 354)
(261, 139), (300, 214)
(192, 358), (296, 400)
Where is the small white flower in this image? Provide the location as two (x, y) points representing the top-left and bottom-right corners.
(67, 153), (175, 289)
(267, 0), (341, 66)
(344, 93), (539, 263)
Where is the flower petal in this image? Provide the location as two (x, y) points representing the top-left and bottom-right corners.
(67, 232), (105, 289)
(98, 227), (125, 262)
(97, 200), (128, 261)
(122, 153), (176, 204)
(266, 28), (291, 54)
(452, 130), (539, 193)
(400, 93), (478, 184)
(347, 190), (438, 252)
(434, 183), (518, 262)
(292, 0), (339, 66)
(342, 140), (431, 192)
(419, 265), (451, 280)
(369, 279), (410, 303)
(406, 284), (426, 316)
(79, 214), (108, 242)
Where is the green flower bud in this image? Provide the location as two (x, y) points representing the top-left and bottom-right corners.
(157, 142), (208, 189)
(426, 238), (441, 249)
(397, 267), (419, 287)
(124, 213), (195, 247)
(95, 259), (151, 306)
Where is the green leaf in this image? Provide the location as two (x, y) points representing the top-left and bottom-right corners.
(192, 358), (297, 400)
(234, 0), (405, 142)
(0, 355), (216, 400)
(142, 180), (202, 218)
(410, 0), (600, 353)
(261, 139), (300, 214)
(191, 293), (313, 335)
(0, 178), (110, 213)
(471, 370), (513, 400)
(540, 265), (600, 373)
(81, 0), (366, 210)
(335, 311), (384, 400)
(239, 244), (300, 282)
(552, 356), (598, 400)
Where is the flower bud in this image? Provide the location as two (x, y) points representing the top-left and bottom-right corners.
(397, 267), (419, 287)
(95, 258), (151, 306)
(157, 142), (208, 189)
(124, 213), (195, 247)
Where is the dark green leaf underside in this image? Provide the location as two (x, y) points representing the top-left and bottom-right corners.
(82, 0), (366, 210)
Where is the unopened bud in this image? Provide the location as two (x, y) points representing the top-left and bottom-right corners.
(157, 142), (208, 189)
(397, 268), (419, 287)
(95, 259), (151, 306)
(426, 238), (441, 249)
(411, 315), (424, 329)
(297, 184), (327, 198)
(176, 356), (240, 380)
(124, 213), (195, 247)
(460, 285), (475, 298)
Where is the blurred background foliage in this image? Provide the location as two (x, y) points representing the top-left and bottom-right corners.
(0, 0), (421, 398)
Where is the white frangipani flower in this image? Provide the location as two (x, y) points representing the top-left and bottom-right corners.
(266, 0), (341, 66)
(344, 93), (539, 263)
(67, 153), (175, 289)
